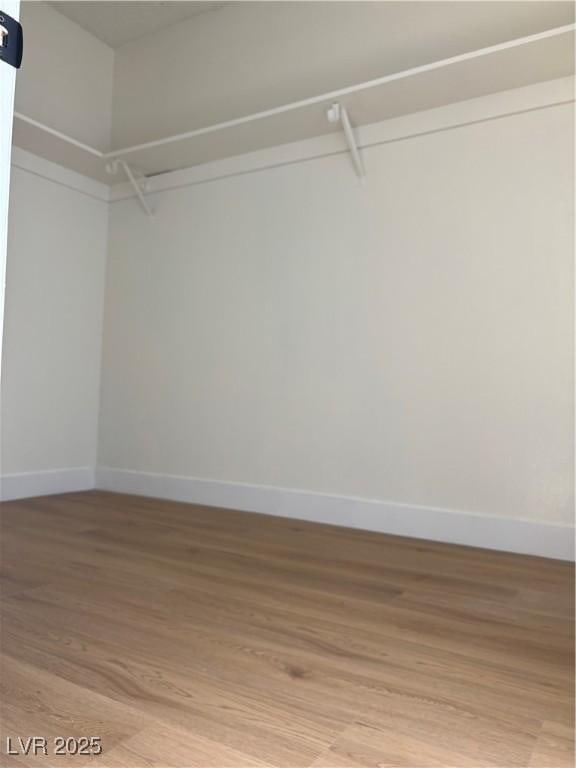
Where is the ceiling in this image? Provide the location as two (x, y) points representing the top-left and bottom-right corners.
(47, 1), (228, 47)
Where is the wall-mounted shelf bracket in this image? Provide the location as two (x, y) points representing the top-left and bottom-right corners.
(326, 102), (365, 180)
(106, 159), (153, 217)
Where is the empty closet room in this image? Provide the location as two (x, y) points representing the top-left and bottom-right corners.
(0, 2), (574, 766)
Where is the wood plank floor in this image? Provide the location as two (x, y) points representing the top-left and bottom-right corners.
(0, 491), (573, 768)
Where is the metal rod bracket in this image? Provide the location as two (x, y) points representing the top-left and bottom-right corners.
(326, 102), (365, 180)
(106, 159), (153, 218)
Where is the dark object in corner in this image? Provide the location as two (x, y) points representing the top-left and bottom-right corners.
(0, 10), (23, 69)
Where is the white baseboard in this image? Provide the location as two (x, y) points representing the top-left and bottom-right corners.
(1, 467), (95, 501)
(95, 467), (574, 561)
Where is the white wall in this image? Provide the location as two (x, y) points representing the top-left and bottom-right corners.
(98, 86), (574, 557)
(1, 149), (108, 499)
(2, 2), (112, 499)
(5, 47), (574, 557)
(16, 2), (114, 149)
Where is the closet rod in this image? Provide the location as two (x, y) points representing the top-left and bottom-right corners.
(13, 112), (104, 157)
(104, 23), (575, 161)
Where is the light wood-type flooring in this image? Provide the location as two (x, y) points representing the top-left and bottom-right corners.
(0, 491), (574, 767)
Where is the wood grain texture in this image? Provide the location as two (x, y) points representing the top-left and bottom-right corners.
(0, 491), (573, 768)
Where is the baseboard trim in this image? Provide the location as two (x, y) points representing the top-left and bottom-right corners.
(95, 467), (574, 561)
(1, 467), (96, 501)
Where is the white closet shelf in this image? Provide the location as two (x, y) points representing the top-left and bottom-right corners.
(12, 24), (575, 187)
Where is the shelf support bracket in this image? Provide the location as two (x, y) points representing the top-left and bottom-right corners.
(106, 159), (153, 218)
(120, 160), (153, 217)
(326, 102), (365, 180)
